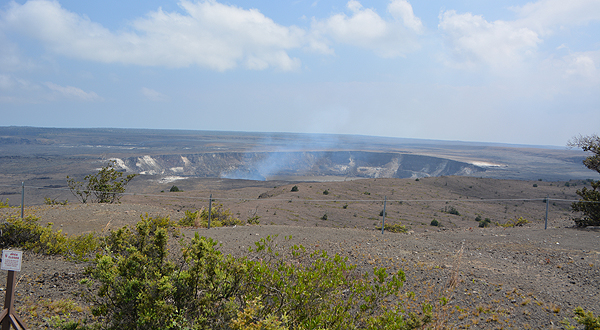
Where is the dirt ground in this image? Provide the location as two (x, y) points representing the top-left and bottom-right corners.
(1, 178), (599, 329)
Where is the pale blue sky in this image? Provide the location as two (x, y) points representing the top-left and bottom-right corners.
(1, 0), (599, 146)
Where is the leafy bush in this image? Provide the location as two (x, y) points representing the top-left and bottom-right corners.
(499, 217), (529, 228)
(44, 197), (68, 205)
(169, 185), (181, 192)
(290, 185), (299, 192)
(430, 219), (439, 227)
(0, 198), (11, 208)
(84, 225), (433, 330)
(321, 213), (328, 220)
(0, 215), (99, 261)
(379, 222), (407, 233)
(574, 307), (600, 330)
(67, 160), (137, 204)
(247, 215), (261, 225)
(177, 204), (242, 228)
(443, 206), (460, 216)
(478, 218), (491, 228)
(323, 189), (329, 195)
(572, 180), (600, 227)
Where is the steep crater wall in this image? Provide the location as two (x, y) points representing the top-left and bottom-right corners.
(117, 151), (485, 180)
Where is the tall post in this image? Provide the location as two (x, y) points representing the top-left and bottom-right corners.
(20, 182), (24, 219)
(381, 196), (387, 235)
(1, 250), (27, 329)
(1, 271), (16, 330)
(208, 194), (212, 229)
(544, 195), (549, 230)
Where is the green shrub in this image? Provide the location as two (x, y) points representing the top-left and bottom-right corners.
(379, 222), (407, 233)
(0, 198), (11, 208)
(430, 219), (439, 227)
(478, 218), (491, 228)
(169, 185), (180, 192)
(475, 215), (482, 222)
(67, 160), (137, 204)
(500, 217), (529, 228)
(443, 206), (460, 216)
(44, 197), (68, 205)
(247, 215), (261, 225)
(572, 180), (600, 227)
(0, 215), (99, 261)
(84, 220), (434, 330)
(574, 307), (600, 330)
(177, 204), (242, 228)
(321, 213), (328, 220)
(291, 185), (299, 192)
(323, 189), (329, 195)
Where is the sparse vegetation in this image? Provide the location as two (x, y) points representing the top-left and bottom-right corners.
(0, 215), (99, 261)
(443, 206), (461, 216)
(44, 197), (68, 205)
(378, 222), (407, 233)
(323, 189), (329, 195)
(430, 219), (439, 227)
(573, 307), (600, 330)
(0, 198), (10, 208)
(178, 203), (242, 227)
(67, 160), (137, 204)
(169, 185), (181, 192)
(478, 218), (491, 228)
(500, 217), (529, 228)
(291, 185), (299, 192)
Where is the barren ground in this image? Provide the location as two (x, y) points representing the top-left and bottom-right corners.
(1, 177), (599, 329)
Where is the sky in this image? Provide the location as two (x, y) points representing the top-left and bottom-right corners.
(0, 0), (599, 146)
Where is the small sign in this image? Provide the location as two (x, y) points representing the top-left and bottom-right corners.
(1, 250), (23, 272)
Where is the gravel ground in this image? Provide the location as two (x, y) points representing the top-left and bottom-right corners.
(1, 204), (599, 329)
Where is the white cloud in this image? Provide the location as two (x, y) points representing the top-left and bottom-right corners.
(45, 82), (103, 101)
(438, 10), (541, 71)
(141, 87), (169, 102)
(438, 0), (600, 72)
(310, 0), (422, 58)
(1, 0), (304, 71)
(387, 0), (423, 33)
(511, 0), (600, 36)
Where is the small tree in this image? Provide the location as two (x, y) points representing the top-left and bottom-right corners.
(569, 134), (600, 226)
(67, 160), (137, 204)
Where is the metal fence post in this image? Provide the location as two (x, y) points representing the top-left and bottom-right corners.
(545, 195), (549, 230)
(208, 194), (212, 229)
(20, 182), (24, 219)
(381, 196), (387, 234)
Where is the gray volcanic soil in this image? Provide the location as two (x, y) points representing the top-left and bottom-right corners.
(1, 178), (599, 329)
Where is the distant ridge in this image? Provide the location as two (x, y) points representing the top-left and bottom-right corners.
(0, 126), (595, 181)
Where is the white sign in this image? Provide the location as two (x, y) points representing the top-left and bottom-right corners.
(1, 250), (22, 272)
